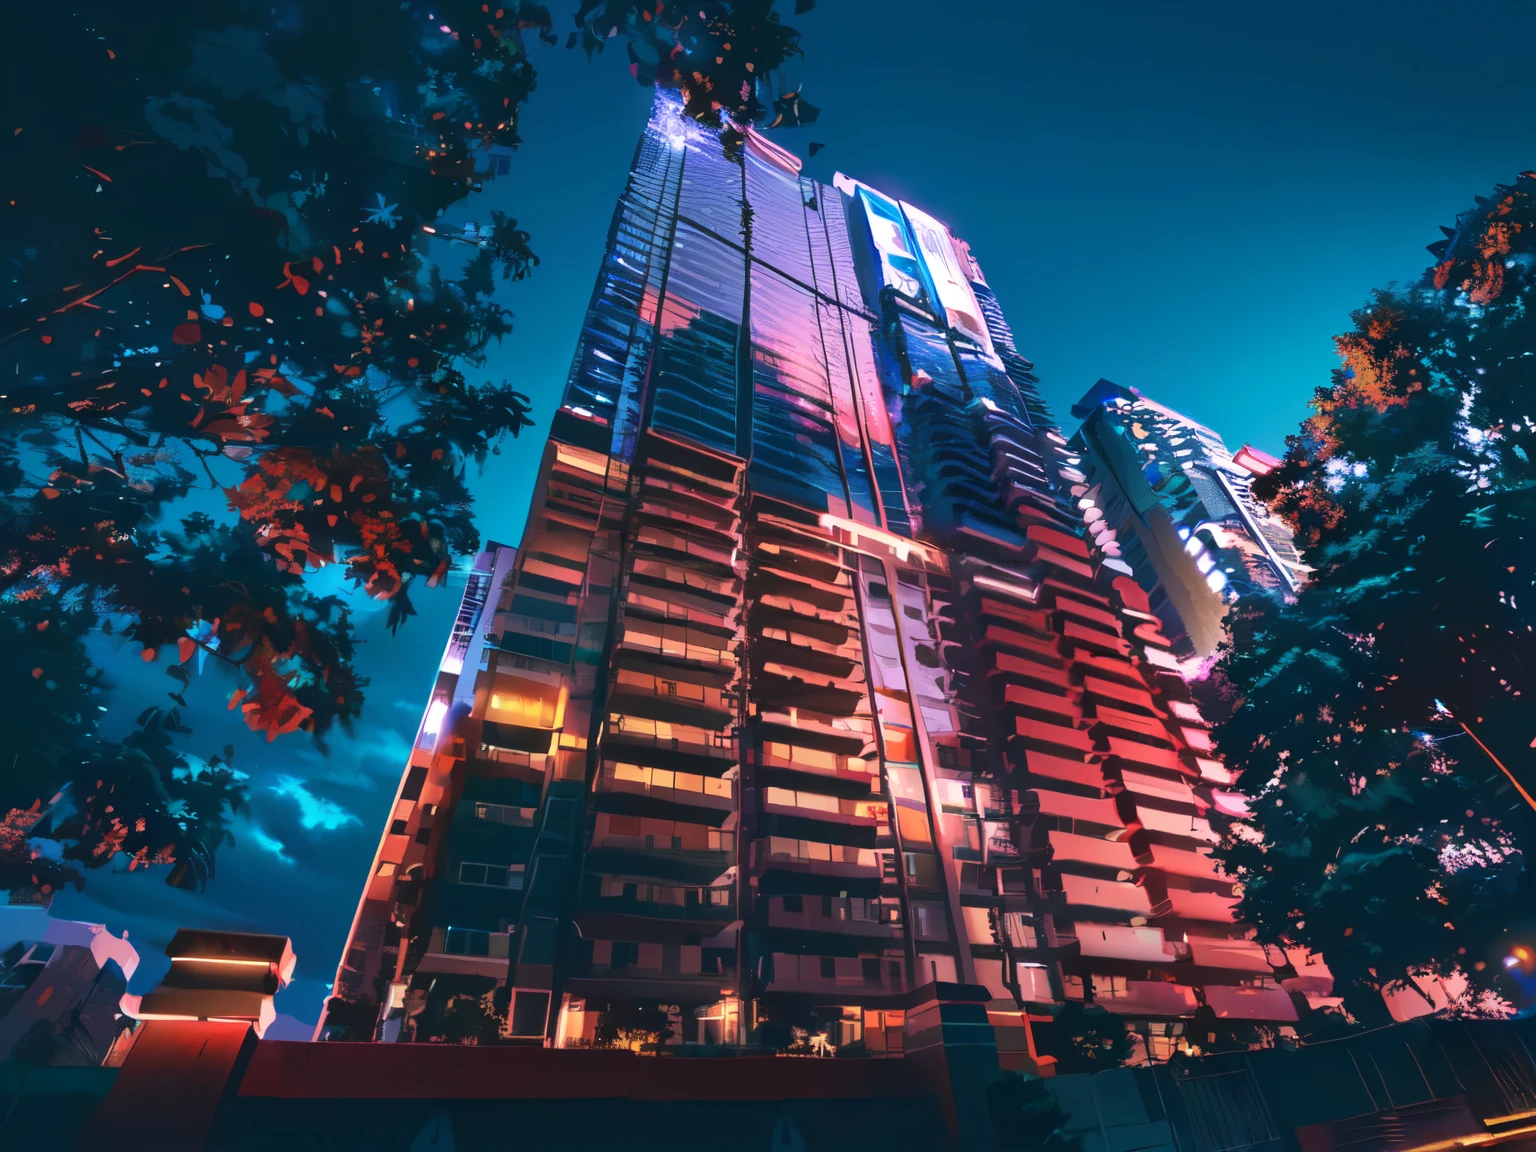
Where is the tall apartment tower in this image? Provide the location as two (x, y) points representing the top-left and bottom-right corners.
(324, 96), (1325, 1059)
(1070, 380), (1307, 662)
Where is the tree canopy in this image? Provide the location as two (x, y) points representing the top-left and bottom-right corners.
(1, 0), (812, 893)
(1207, 171), (1536, 1017)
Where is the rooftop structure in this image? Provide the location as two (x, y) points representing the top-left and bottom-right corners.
(1069, 380), (1306, 661)
(122, 929), (297, 1039)
(323, 93), (1329, 1067)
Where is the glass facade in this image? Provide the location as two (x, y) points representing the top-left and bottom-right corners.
(326, 95), (1324, 1059)
(1069, 380), (1307, 662)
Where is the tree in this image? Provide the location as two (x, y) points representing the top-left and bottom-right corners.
(1208, 171), (1536, 1016)
(437, 988), (507, 1045)
(1029, 1002), (1134, 1073)
(593, 998), (675, 1051)
(1, 2), (813, 889)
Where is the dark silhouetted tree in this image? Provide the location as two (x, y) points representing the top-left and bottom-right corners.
(1, 1), (812, 889)
(1030, 1002), (1134, 1073)
(1208, 172), (1536, 1016)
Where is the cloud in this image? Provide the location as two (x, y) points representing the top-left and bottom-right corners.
(250, 826), (296, 866)
(270, 776), (362, 832)
(290, 725), (414, 791)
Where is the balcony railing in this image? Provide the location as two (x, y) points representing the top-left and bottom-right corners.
(755, 837), (880, 876)
(599, 762), (736, 810)
(589, 881), (736, 921)
(762, 787), (883, 827)
(604, 717), (737, 763)
(594, 828), (736, 854)
(761, 952), (906, 996)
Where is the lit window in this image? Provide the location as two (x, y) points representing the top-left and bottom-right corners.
(444, 928), (490, 956)
(458, 861), (525, 889)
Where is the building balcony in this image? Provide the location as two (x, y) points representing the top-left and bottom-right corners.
(765, 896), (902, 939)
(592, 814), (736, 856)
(1138, 843), (1231, 884)
(1089, 704), (1175, 747)
(634, 497), (738, 541)
(1047, 830), (1138, 873)
(760, 952), (907, 998)
(580, 880), (736, 927)
(616, 624), (735, 671)
(602, 716), (737, 773)
(1090, 977), (1199, 1017)
(597, 761), (736, 815)
(752, 837), (881, 881)
(1186, 935), (1273, 974)
(633, 524), (736, 571)
(750, 635), (861, 681)
(1013, 716), (1098, 757)
(607, 673), (736, 729)
(629, 556), (740, 603)
(1073, 921), (1178, 965)
(762, 787), (883, 829)
(624, 584), (739, 632)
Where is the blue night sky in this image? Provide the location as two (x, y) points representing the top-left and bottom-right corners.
(54, 1), (1536, 1032)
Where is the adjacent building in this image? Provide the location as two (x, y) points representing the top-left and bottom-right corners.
(0, 901), (139, 1066)
(324, 94), (1328, 1062)
(1069, 380), (1306, 662)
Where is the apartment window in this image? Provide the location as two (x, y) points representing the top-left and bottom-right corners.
(473, 802), (533, 827)
(938, 745), (959, 769)
(389, 819), (408, 836)
(888, 960), (904, 985)
(782, 894), (803, 913)
(903, 852), (918, 877)
(611, 941), (639, 968)
(663, 680), (678, 696)
(708, 887), (731, 906)
(444, 928), (490, 957)
(821, 896), (834, 918)
(820, 956), (836, 979)
(509, 988), (549, 1037)
(862, 958), (882, 985)
(458, 861), (526, 889)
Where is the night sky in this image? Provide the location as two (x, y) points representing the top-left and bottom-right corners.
(53, 0), (1536, 1032)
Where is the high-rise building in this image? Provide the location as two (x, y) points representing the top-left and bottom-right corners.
(323, 95), (1325, 1061)
(1069, 380), (1307, 662)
